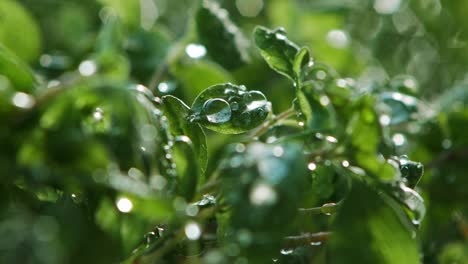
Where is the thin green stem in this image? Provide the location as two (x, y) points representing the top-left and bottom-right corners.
(247, 107), (296, 140)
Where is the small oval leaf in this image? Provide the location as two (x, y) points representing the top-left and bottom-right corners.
(191, 83), (271, 134)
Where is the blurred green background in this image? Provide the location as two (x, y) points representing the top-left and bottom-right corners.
(1, 0), (468, 263)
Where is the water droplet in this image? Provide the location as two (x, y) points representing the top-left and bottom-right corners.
(79, 60), (97, 76)
(326, 29), (349, 49)
(280, 248), (294, 255)
(235, 143), (246, 153)
(185, 43), (207, 59)
(184, 222), (202, 240)
(144, 231), (158, 245)
(392, 133), (406, 146)
(158, 82), (171, 93)
(308, 162), (317, 171)
(11, 92), (35, 109)
(245, 91), (267, 110)
(185, 204), (199, 216)
(315, 70), (327, 80)
(310, 241), (322, 246)
(272, 146), (284, 157)
(230, 101), (239, 111)
(236, 0), (264, 17)
(202, 98), (232, 123)
(93, 107), (104, 121)
(325, 135), (338, 143)
(250, 183), (277, 206)
(319, 95), (330, 106)
(441, 139), (452, 149)
(116, 197), (133, 213)
(321, 203), (337, 215)
(379, 114), (391, 126)
(341, 160), (350, 168)
(298, 121), (305, 127)
(374, 0), (401, 14)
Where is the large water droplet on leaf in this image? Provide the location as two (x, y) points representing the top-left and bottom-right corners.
(202, 98), (232, 123)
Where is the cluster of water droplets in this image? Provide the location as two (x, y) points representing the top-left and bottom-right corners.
(190, 84), (269, 128)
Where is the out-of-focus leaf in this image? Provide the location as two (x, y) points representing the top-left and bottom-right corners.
(196, 0), (250, 70)
(0, 0), (41, 62)
(438, 242), (468, 264)
(98, 0), (140, 28)
(346, 95), (397, 180)
(162, 95), (207, 179)
(219, 142), (308, 261)
(295, 81), (336, 130)
(191, 83), (271, 134)
(253, 26), (300, 81)
(0, 44), (37, 92)
(171, 60), (233, 101)
(125, 28), (173, 83)
(379, 92), (419, 125)
(329, 180), (420, 264)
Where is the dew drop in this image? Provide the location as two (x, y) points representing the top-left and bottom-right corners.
(308, 162), (317, 171)
(144, 231), (158, 245)
(202, 98), (232, 124)
(93, 107), (104, 121)
(185, 43), (206, 59)
(272, 146), (284, 157)
(116, 197), (133, 213)
(250, 183), (277, 206)
(379, 114), (391, 126)
(184, 222), (202, 240)
(392, 133), (406, 146)
(341, 160), (350, 168)
(441, 139), (452, 149)
(11, 92), (35, 109)
(280, 248), (294, 255)
(79, 60), (97, 76)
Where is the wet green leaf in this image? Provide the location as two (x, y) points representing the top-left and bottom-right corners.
(191, 83), (271, 134)
(330, 181), (420, 264)
(162, 95), (207, 179)
(196, 0), (250, 69)
(394, 155), (424, 188)
(253, 26), (302, 81)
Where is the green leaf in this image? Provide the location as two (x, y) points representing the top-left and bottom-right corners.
(170, 60), (233, 101)
(196, 0), (250, 69)
(191, 83), (271, 134)
(219, 142), (309, 261)
(329, 180), (420, 264)
(253, 26), (302, 81)
(0, 0), (41, 62)
(379, 92), (420, 125)
(162, 95), (207, 179)
(346, 95), (397, 180)
(293, 47), (311, 81)
(0, 44), (37, 92)
(295, 81), (336, 130)
(171, 136), (199, 200)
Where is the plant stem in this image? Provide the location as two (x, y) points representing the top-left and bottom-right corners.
(247, 107), (296, 140)
(283, 232), (331, 248)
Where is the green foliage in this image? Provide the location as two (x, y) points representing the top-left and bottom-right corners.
(1, 1), (468, 263)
